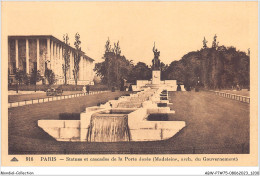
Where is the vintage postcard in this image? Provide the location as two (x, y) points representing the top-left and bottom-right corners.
(1, 0), (259, 172)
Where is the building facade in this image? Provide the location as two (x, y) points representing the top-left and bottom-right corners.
(8, 35), (95, 85)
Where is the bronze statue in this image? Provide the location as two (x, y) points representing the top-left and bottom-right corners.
(152, 42), (161, 70)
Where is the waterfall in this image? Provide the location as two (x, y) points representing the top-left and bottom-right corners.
(87, 114), (130, 142)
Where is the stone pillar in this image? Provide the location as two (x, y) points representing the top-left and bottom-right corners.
(15, 39), (18, 68)
(53, 42), (56, 74)
(86, 59), (90, 81)
(26, 39), (29, 74)
(8, 40), (10, 66)
(57, 44), (59, 77)
(50, 40), (53, 69)
(84, 58), (88, 80)
(60, 45), (64, 79)
(79, 56), (83, 81)
(70, 50), (73, 80)
(46, 38), (50, 70)
(58, 45), (62, 76)
(60, 45), (63, 77)
(84, 58), (87, 81)
(36, 39), (40, 71)
(91, 61), (93, 81)
(82, 56), (84, 81)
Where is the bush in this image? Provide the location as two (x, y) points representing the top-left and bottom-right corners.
(111, 87), (115, 92)
(195, 85), (200, 92)
(45, 68), (56, 85)
(186, 86), (191, 91)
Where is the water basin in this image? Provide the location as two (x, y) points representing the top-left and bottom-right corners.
(147, 113), (169, 121)
(98, 109), (135, 115)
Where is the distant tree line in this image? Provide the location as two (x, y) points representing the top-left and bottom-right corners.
(164, 35), (250, 89)
(94, 35), (250, 90)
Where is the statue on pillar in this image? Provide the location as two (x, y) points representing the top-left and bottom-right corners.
(152, 42), (161, 70)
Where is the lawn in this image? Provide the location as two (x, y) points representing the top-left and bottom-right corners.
(8, 91), (249, 154)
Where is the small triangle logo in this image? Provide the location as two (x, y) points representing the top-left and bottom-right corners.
(10, 157), (18, 162)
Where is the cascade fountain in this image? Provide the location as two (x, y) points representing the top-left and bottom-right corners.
(38, 88), (185, 142)
(37, 45), (186, 142)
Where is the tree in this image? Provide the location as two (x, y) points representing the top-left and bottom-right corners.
(14, 68), (26, 85)
(105, 37), (112, 52)
(128, 62), (151, 83)
(13, 68), (29, 92)
(203, 37), (208, 49)
(165, 36), (249, 89)
(30, 68), (42, 92)
(160, 62), (168, 80)
(73, 32), (81, 85)
(94, 39), (132, 88)
(14, 68), (24, 93)
(113, 41), (121, 56)
(45, 68), (56, 85)
(212, 34), (219, 49)
(62, 34), (70, 85)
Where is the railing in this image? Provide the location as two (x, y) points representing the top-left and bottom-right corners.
(210, 90), (250, 104)
(8, 91), (109, 108)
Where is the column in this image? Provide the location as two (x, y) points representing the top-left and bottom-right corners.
(53, 42), (56, 74)
(79, 57), (83, 81)
(36, 39), (40, 71)
(85, 59), (88, 80)
(60, 45), (64, 79)
(50, 40), (53, 69)
(70, 50), (73, 79)
(26, 39), (29, 74)
(15, 39), (18, 68)
(8, 40), (10, 69)
(59, 45), (61, 77)
(57, 44), (59, 77)
(87, 59), (90, 81)
(83, 58), (86, 81)
(90, 61), (94, 81)
(82, 56), (85, 80)
(46, 38), (50, 70)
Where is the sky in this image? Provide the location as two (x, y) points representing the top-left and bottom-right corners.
(2, 1), (257, 65)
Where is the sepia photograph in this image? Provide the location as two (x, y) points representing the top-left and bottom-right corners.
(1, 1), (258, 170)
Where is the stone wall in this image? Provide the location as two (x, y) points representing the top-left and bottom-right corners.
(38, 120), (80, 142)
